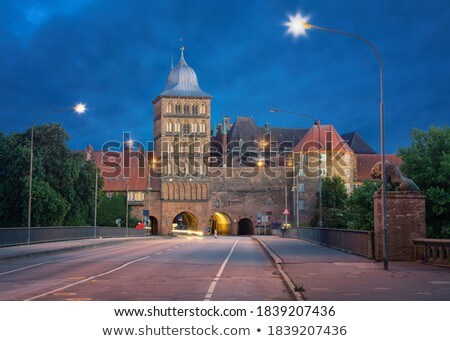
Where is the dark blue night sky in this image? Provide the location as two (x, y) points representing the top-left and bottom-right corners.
(1, 0), (449, 153)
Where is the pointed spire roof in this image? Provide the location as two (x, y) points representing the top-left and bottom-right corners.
(159, 46), (211, 98)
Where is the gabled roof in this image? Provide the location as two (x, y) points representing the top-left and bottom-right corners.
(355, 154), (402, 181)
(156, 47), (211, 99)
(341, 132), (376, 154)
(293, 124), (353, 153)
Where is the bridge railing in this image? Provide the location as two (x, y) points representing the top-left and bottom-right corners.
(280, 227), (374, 259)
(0, 226), (147, 247)
(413, 238), (450, 266)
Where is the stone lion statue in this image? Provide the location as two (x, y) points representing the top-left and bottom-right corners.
(370, 160), (420, 191)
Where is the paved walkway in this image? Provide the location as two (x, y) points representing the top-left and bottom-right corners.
(257, 236), (450, 301)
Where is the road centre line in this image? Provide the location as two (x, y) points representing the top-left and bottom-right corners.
(204, 239), (240, 301)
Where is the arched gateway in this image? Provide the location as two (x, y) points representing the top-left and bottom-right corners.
(209, 212), (232, 235)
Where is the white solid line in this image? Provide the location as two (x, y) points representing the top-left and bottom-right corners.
(25, 255), (151, 301)
(155, 252), (162, 255)
(0, 261), (55, 276)
(204, 239), (240, 301)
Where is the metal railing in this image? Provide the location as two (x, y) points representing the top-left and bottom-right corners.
(0, 226), (147, 247)
(280, 227), (374, 258)
(413, 238), (450, 266)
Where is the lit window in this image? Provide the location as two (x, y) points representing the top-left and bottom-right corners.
(200, 103), (206, 114)
(167, 102), (173, 113)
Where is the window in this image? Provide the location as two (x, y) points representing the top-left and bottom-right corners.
(175, 103), (181, 114)
(174, 122), (180, 132)
(166, 121), (172, 132)
(183, 103), (189, 114)
(298, 183), (305, 192)
(345, 169), (351, 177)
(200, 122), (206, 133)
(182, 123), (190, 135)
(344, 154), (351, 164)
(192, 122), (198, 133)
(192, 103), (198, 115)
(167, 102), (173, 113)
(200, 103), (206, 114)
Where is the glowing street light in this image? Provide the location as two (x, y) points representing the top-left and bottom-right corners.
(27, 103), (87, 242)
(285, 12), (389, 270)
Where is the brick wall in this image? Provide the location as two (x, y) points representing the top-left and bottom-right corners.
(374, 191), (426, 261)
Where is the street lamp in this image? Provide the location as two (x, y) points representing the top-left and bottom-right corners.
(269, 108), (323, 228)
(27, 103), (86, 242)
(285, 13), (389, 270)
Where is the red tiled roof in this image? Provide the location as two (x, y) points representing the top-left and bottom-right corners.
(292, 124), (353, 153)
(355, 154), (402, 181)
(92, 150), (159, 192)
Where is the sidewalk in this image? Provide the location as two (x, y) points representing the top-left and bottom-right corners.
(0, 237), (152, 261)
(256, 236), (450, 301)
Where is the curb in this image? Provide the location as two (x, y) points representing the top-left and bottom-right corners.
(0, 237), (153, 262)
(253, 237), (303, 301)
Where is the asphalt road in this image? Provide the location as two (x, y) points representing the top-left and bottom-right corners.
(0, 236), (291, 301)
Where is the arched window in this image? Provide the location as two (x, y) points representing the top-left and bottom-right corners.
(167, 102), (173, 113)
(174, 121), (180, 132)
(192, 122), (198, 133)
(200, 103), (206, 114)
(183, 103), (189, 114)
(182, 123), (190, 135)
(192, 103), (198, 115)
(175, 102), (181, 114)
(166, 121), (173, 132)
(200, 122), (206, 133)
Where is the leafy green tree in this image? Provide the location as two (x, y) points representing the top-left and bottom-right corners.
(398, 125), (450, 238)
(0, 124), (100, 227)
(312, 175), (348, 228)
(97, 193), (137, 227)
(346, 181), (379, 231)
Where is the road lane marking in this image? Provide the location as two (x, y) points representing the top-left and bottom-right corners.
(204, 239), (240, 301)
(0, 261), (55, 276)
(25, 254), (152, 301)
(155, 252), (162, 255)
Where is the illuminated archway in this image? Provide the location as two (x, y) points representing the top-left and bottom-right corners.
(173, 212), (198, 230)
(209, 212), (232, 236)
(238, 218), (254, 235)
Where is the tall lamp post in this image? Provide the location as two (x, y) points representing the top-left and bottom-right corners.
(27, 103), (86, 243)
(269, 108), (322, 228)
(284, 13), (388, 269)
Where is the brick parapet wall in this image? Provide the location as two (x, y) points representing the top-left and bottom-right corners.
(374, 191), (426, 261)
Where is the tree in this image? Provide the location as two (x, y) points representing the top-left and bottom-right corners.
(97, 193), (138, 227)
(0, 124), (101, 227)
(398, 125), (450, 238)
(346, 181), (379, 231)
(312, 175), (348, 228)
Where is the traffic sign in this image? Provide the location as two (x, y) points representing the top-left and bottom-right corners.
(262, 215), (269, 223)
(283, 208), (290, 215)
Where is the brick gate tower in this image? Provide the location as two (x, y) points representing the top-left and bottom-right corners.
(152, 46), (212, 230)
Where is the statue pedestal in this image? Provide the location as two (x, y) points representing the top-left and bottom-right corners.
(373, 191), (426, 261)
